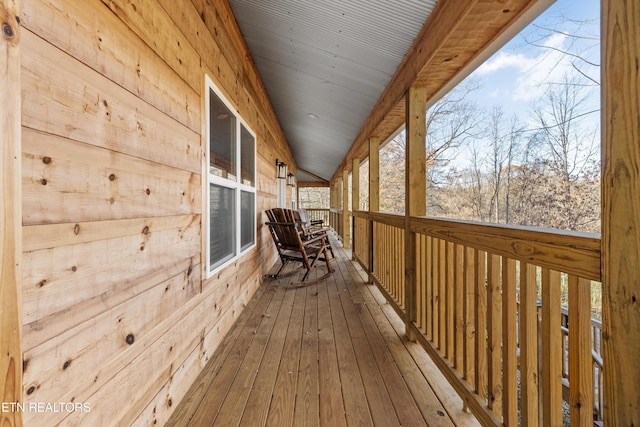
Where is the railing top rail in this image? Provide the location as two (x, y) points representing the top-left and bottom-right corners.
(353, 210), (600, 281)
(353, 210), (405, 228)
(410, 216), (601, 282)
(303, 207), (330, 211)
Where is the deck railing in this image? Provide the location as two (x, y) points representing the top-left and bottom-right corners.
(351, 210), (602, 426)
(304, 208), (330, 226)
(329, 209), (342, 241)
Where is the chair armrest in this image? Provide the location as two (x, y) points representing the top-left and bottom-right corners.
(265, 221), (296, 226)
(301, 234), (327, 246)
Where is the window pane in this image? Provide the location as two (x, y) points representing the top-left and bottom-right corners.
(209, 89), (236, 180)
(240, 125), (255, 186)
(241, 191), (255, 251)
(210, 184), (235, 269)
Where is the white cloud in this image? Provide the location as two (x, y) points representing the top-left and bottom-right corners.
(476, 52), (536, 75)
(475, 33), (577, 102)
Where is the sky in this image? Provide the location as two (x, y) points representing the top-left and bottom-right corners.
(469, 0), (600, 124)
(425, 0), (602, 171)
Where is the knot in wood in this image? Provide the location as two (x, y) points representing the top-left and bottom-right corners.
(42, 156), (52, 164)
(109, 173), (116, 181)
(2, 23), (14, 39)
(126, 334), (135, 345)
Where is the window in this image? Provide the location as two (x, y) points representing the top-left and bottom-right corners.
(206, 76), (256, 275)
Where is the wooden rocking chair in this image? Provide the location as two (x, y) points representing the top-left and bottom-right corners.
(265, 208), (334, 285)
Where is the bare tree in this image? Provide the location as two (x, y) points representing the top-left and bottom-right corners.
(531, 72), (598, 230)
(426, 79), (483, 186)
(523, 14), (600, 87)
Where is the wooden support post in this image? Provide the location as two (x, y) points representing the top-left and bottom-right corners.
(352, 158), (360, 212)
(405, 86), (427, 341)
(602, 0), (640, 423)
(368, 137), (379, 283)
(1, 0), (23, 425)
(335, 177), (343, 239)
(369, 137), (380, 213)
(342, 169), (350, 248)
(352, 158), (360, 259)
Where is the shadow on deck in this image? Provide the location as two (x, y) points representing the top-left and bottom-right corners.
(168, 234), (480, 426)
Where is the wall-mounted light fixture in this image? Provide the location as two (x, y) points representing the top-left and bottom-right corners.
(276, 159), (288, 179)
(287, 172), (295, 187)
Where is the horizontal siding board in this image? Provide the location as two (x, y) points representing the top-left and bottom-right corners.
(21, 29), (201, 175)
(22, 216), (200, 327)
(23, 215), (200, 253)
(23, 128), (201, 225)
(22, 257), (197, 352)
(23, 265), (201, 407)
(21, 0), (201, 133)
(98, 0), (202, 94)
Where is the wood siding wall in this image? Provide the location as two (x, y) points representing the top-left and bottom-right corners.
(19, 0), (294, 425)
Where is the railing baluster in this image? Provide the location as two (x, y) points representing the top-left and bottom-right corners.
(487, 253), (503, 416)
(568, 275), (594, 426)
(454, 243), (464, 372)
(385, 224), (390, 294)
(426, 236), (433, 341)
(400, 227), (406, 309)
(447, 241), (456, 362)
(439, 239), (447, 356)
(432, 237), (440, 347)
(416, 232), (423, 330)
(464, 246), (476, 388)
(542, 268), (563, 427)
(520, 262), (539, 426)
(502, 258), (517, 425)
(420, 234), (427, 333)
(475, 249), (487, 402)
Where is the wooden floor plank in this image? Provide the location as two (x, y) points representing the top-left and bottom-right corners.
(317, 269), (348, 427)
(292, 284), (320, 427)
(167, 276), (277, 426)
(212, 280), (288, 427)
(344, 258), (478, 427)
(169, 236), (480, 427)
(325, 266), (375, 426)
(339, 255), (429, 427)
(356, 267), (456, 427)
(265, 285), (307, 427)
(239, 282), (297, 426)
(332, 253), (403, 426)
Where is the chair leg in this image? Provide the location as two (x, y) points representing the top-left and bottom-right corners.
(301, 243), (326, 283)
(322, 244), (333, 273)
(267, 258), (288, 278)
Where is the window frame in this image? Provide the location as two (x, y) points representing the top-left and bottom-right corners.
(205, 75), (257, 277)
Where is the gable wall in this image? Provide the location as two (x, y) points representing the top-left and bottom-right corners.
(19, 0), (294, 424)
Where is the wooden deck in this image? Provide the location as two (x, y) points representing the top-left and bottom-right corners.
(167, 235), (480, 427)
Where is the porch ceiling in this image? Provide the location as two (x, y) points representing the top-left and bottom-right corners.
(227, 0), (552, 183)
